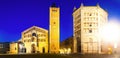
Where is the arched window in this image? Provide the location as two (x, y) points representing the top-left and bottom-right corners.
(89, 30), (92, 33)
(32, 33), (37, 37)
(89, 24), (92, 27)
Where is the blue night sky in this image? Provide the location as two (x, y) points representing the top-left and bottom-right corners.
(0, 0), (120, 42)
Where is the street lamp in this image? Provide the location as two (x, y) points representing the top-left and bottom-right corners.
(114, 43), (117, 54)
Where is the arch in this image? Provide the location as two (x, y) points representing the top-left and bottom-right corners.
(31, 44), (36, 53)
(32, 33), (37, 37)
(18, 42), (25, 54)
(76, 37), (81, 53)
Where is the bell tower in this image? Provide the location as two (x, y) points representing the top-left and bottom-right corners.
(49, 3), (60, 53)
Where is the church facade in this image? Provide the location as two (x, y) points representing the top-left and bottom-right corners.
(10, 26), (48, 54)
(22, 26), (48, 53)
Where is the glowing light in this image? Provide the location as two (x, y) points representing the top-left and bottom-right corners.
(59, 49), (64, 54)
(60, 48), (71, 54)
(100, 20), (120, 43)
(114, 43), (117, 48)
(67, 48), (71, 54)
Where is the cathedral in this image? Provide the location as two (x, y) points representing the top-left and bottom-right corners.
(9, 4), (60, 54)
(10, 26), (48, 54)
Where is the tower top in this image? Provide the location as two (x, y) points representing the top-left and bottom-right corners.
(51, 3), (58, 7)
(80, 3), (84, 7)
(97, 3), (100, 7)
(73, 6), (77, 12)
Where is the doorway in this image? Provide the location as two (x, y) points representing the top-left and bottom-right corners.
(77, 37), (81, 53)
(42, 47), (45, 53)
(18, 42), (26, 54)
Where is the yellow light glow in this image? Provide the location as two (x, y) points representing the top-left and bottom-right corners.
(100, 20), (120, 43)
(114, 43), (117, 48)
(67, 48), (71, 54)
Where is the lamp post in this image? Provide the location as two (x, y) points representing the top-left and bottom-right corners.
(114, 43), (117, 54)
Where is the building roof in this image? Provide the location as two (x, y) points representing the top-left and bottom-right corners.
(22, 26), (48, 34)
(73, 3), (108, 14)
(60, 36), (73, 48)
(51, 3), (58, 7)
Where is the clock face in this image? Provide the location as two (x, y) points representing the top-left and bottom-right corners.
(32, 33), (37, 37)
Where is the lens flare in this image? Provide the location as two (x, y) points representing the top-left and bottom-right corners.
(100, 20), (120, 43)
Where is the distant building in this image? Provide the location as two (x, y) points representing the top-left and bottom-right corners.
(60, 36), (73, 54)
(0, 42), (10, 54)
(73, 3), (108, 54)
(49, 3), (60, 53)
(9, 42), (18, 54)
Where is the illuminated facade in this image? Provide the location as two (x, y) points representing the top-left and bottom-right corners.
(49, 4), (60, 53)
(73, 4), (108, 54)
(22, 26), (48, 53)
(10, 42), (18, 54)
(10, 26), (48, 54)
